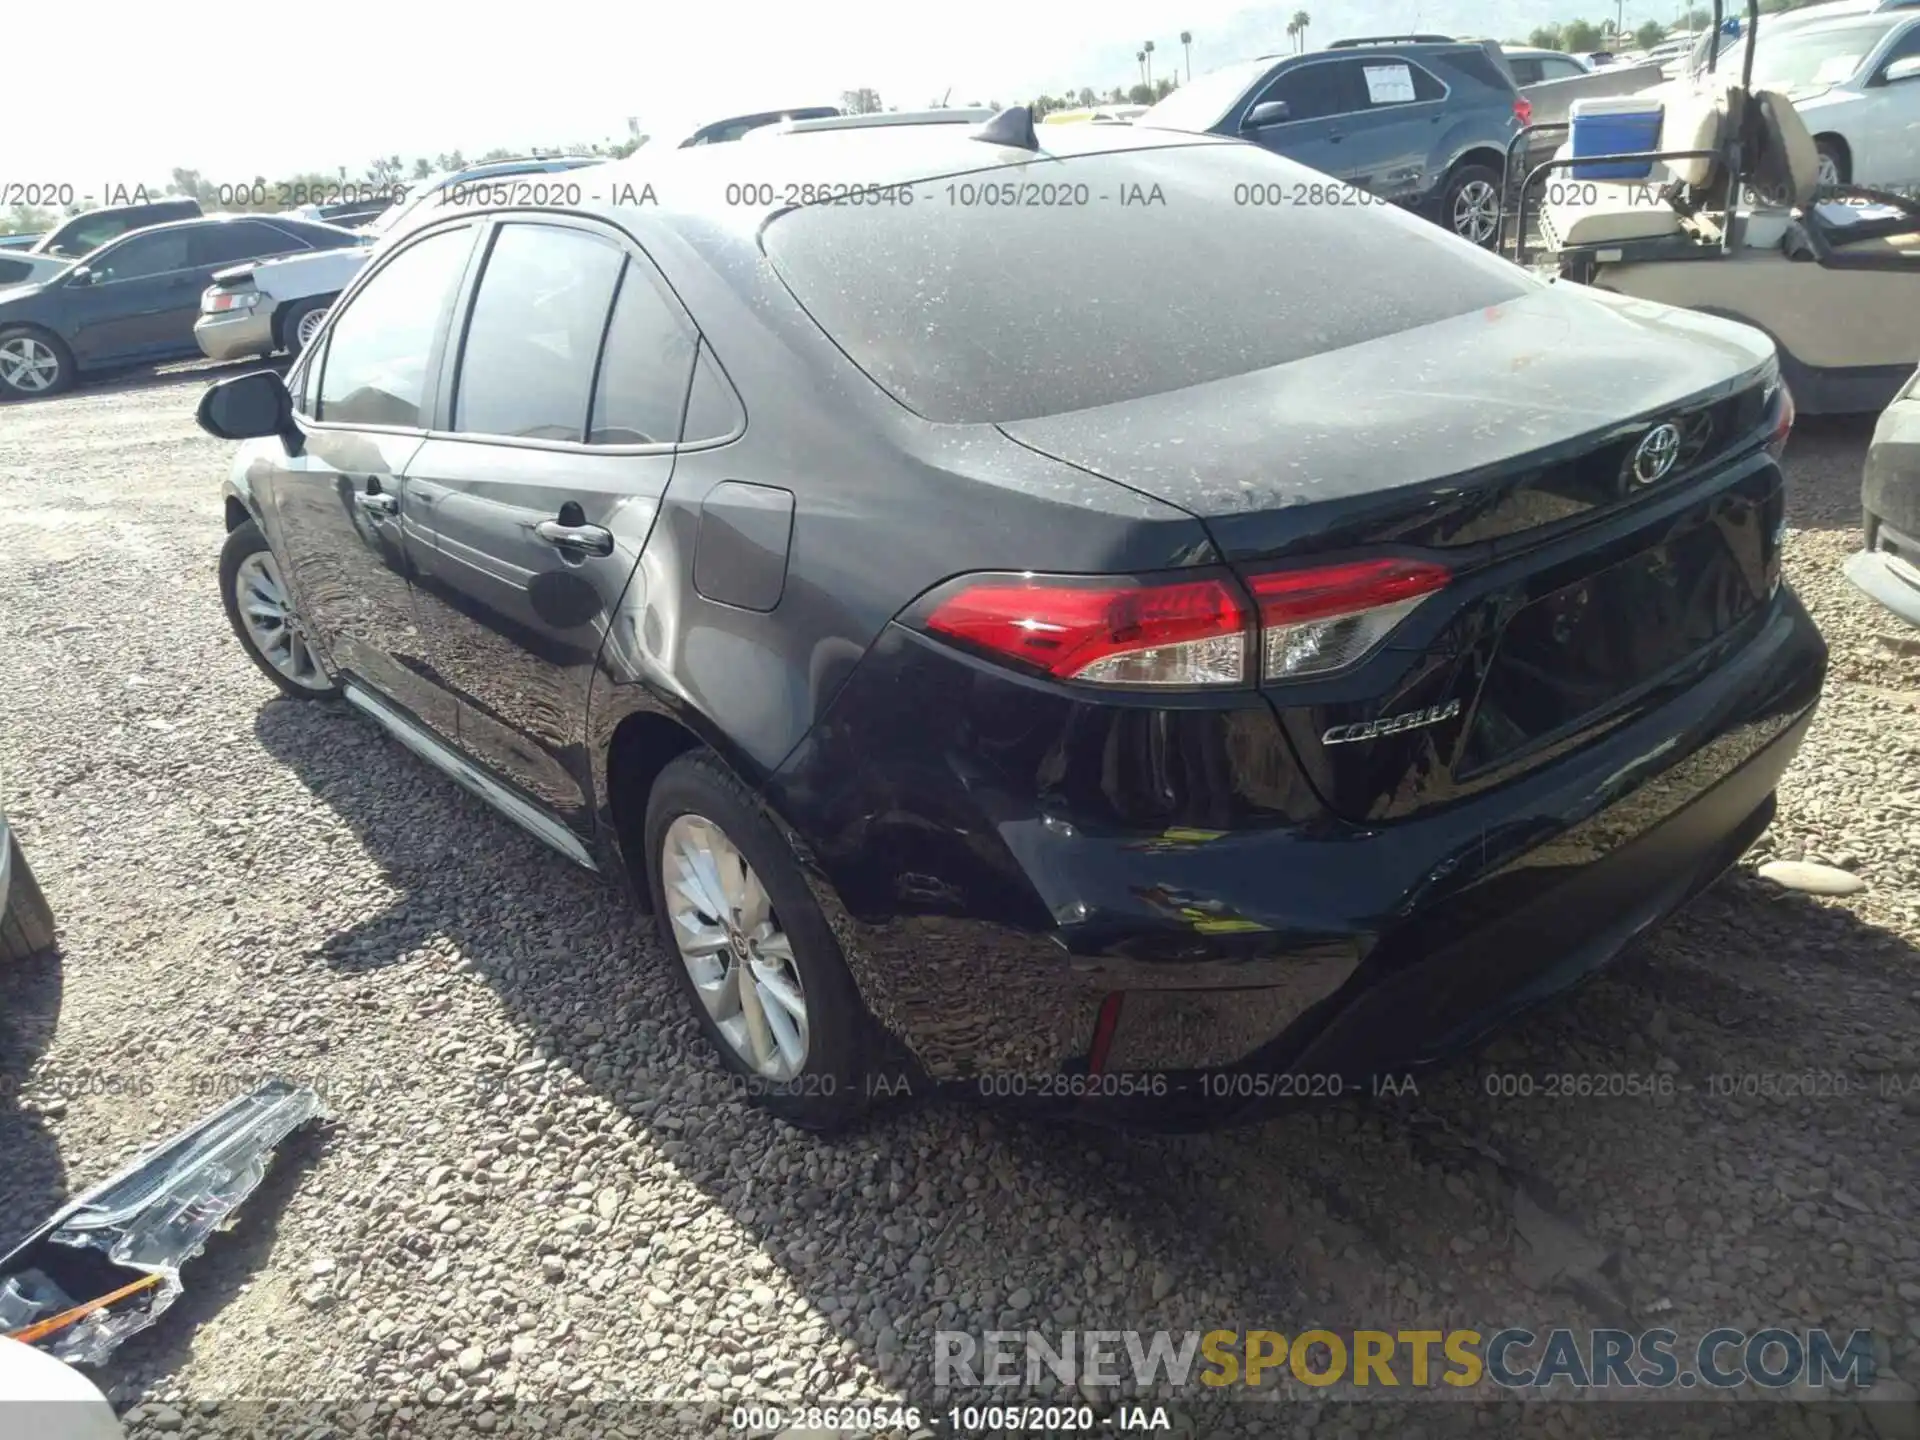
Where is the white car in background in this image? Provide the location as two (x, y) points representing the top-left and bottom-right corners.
(1747, 9), (1920, 187)
(192, 157), (606, 363)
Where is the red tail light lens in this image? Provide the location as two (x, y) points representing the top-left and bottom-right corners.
(1514, 95), (1533, 127)
(922, 574), (1250, 686)
(1247, 558), (1451, 680)
(1764, 379), (1795, 460)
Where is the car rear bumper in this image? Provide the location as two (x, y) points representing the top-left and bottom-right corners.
(193, 309), (275, 362)
(772, 584), (1826, 1119)
(1850, 388), (1920, 625)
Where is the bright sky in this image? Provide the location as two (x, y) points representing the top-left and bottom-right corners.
(14, 0), (1257, 190)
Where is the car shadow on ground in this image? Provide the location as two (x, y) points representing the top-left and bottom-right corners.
(0, 940), (67, 1255)
(249, 685), (1920, 1430)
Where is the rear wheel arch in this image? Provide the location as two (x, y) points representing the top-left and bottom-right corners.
(605, 710), (710, 909)
(224, 496), (252, 532)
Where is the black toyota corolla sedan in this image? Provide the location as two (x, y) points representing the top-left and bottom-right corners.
(195, 113), (1825, 1131)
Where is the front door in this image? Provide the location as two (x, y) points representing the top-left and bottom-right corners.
(253, 222), (482, 739)
(402, 219), (693, 835)
(1242, 60), (1363, 181)
(65, 228), (203, 364)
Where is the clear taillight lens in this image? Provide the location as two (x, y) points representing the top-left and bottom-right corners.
(201, 289), (257, 313)
(920, 574), (1249, 687)
(1247, 558), (1452, 680)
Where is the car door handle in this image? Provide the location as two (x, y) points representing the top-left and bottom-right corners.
(353, 491), (398, 515)
(535, 520), (613, 556)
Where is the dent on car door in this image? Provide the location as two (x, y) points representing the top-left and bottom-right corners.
(255, 222), (481, 739)
(402, 220), (692, 836)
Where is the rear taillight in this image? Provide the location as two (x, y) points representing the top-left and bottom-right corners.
(1513, 95), (1533, 127)
(201, 289), (258, 314)
(916, 557), (1451, 689)
(1764, 379), (1795, 459)
(922, 574), (1250, 686)
(1248, 558), (1451, 680)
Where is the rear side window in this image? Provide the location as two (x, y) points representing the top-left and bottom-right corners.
(317, 225), (474, 427)
(1507, 57), (1544, 85)
(587, 259), (698, 445)
(1355, 60), (1446, 106)
(765, 145), (1530, 425)
(453, 223), (626, 441)
(192, 222), (309, 268)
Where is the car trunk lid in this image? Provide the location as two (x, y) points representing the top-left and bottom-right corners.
(997, 288), (1785, 823)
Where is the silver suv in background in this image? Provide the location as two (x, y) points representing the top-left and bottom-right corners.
(193, 157), (604, 363)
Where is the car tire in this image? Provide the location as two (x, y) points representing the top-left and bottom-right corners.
(1442, 164), (1504, 248)
(280, 299), (329, 359)
(644, 750), (874, 1132)
(1, 836), (57, 962)
(0, 326), (74, 400)
(1813, 136), (1849, 190)
(219, 520), (341, 700)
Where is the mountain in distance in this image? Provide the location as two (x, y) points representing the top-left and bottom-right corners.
(1029, 0), (1640, 97)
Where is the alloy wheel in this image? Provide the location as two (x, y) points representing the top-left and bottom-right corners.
(0, 336), (60, 394)
(233, 551), (329, 691)
(1453, 180), (1499, 245)
(294, 307), (328, 351)
(662, 813), (810, 1080)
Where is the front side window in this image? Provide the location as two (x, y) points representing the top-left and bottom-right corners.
(90, 230), (192, 281)
(1256, 61), (1366, 122)
(452, 224), (626, 442)
(316, 225), (474, 428)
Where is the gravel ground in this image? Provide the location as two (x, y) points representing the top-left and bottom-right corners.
(1, 370), (1918, 1440)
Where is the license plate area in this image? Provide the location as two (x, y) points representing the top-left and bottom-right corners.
(1458, 493), (1772, 777)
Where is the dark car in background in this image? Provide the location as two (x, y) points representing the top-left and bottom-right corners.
(1138, 34), (1529, 245)
(29, 197), (205, 258)
(0, 215), (363, 398)
(197, 119), (1820, 1132)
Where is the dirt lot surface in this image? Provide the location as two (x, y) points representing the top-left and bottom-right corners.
(1, 367), (1918, 1440)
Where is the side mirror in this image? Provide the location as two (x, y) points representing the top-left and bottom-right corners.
(197, 369), (300, 451)
(1881, 56), (1920, 85)
(1242, 99), (1292, 129)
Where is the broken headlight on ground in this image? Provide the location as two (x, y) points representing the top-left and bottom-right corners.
(0, 1079), (322, 1365)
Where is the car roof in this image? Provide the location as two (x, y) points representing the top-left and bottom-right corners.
(1763, 10), (1914, 32)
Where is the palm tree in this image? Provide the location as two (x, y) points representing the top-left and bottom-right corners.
(1144, 39), (1156, 86)
(1285, 17), (1300, 50)
(1180, 29), (1193, 81)
(1292, 10), (1311, 51)
(1137, 49), (1147, 86)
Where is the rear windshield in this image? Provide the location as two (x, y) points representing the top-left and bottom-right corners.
(763, 144), (1532, 424)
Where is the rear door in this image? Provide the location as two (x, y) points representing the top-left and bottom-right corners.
(400, 218), (691, 835)
(1334, 56), (1451, 200)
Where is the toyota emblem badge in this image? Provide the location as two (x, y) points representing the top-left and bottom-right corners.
(1630, 423), (1683, 486)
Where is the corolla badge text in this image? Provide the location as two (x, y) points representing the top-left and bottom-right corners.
(1323, 698), (1463, 746)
